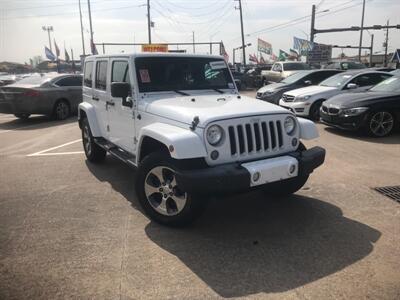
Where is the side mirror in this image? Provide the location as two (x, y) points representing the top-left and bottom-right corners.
(111, 82), (132, 107)
(346, 83), (358, 89)
(304, 80), (312, 85)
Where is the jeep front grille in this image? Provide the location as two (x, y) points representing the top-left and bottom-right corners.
(282, 94), (295, 102)
(228, 120), (283, 155)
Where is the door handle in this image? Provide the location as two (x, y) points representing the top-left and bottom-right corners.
(92, 96), (99, 101)
(106, 100), (115, 106)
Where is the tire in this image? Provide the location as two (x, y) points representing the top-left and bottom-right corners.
(261, 142), (308, 197)
(53, 100), (70, 120)
(366, 111), (395, 137)
(14, 113), (30, 120)
(81, 118), (106, 163)
(136, 152), (207, 227)
(309, 100), (324, 121)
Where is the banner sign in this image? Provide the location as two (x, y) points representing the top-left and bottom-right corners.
(307, 43), (332, 64)
(258, 38), (272, 55)
(142, 44), (168, 52)
(293, 36), (314, 56)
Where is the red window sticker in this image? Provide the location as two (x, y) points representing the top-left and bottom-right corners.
(139, 69), (151, 83)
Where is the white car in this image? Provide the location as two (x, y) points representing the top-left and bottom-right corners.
(279, 70), (392, 120)
(78, 53), (325, 226)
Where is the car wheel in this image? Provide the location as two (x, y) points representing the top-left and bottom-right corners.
(53, 100), (70, 120)
(366, 111), (395, 137)
(14, 113), (30, 120)
(136, 152), (207, 227)
(81, 118), (106, 163)
(309, 100), (323, 121)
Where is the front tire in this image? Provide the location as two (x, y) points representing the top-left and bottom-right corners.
(81, 118), (106, 163)
(136, 152), (206, 227)
(366, 111), (395, 137)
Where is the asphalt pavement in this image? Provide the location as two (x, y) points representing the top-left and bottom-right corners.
(0, 93), (399, 299)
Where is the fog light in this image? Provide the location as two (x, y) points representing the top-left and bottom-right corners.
(291, 138), (298, 147)
(289, 164), (296, 174)
(210, 150), (219, 160)
(253, 171), (261, 182)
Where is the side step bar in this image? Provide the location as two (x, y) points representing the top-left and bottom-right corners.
(93, 137), (136, 168)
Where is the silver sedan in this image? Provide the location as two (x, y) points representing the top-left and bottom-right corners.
(0, 73), (82, 120)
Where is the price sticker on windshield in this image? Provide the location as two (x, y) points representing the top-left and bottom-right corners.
(139, 69), (151, 83)
(209, 61), (227, 70)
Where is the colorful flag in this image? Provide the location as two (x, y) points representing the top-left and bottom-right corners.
(64, 48), (70, 62)
(257, 38), (272, 55)
(54, 39), (60, 57)
(259, 54), (266, 64)
(271, 53), (278, 61)
(293, 37), (313, 56)
(220, 42), (229, 62)
(45, 46), (56, 61)
(279, 50), (289, 61)
(91, 40), (98, 55)
(249, 53), (258, 64)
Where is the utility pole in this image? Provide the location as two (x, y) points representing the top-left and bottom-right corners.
(147, 0), (151, 44)
(235, 0), (246, 66)
(369, 34), (374, 67)
(42, 26), (54, 51)
(87, 0), (94, 53)
(384, 20), (389, 67)
(78, 0), (85, 56)
(192, 31), (195, 53)
(310, 4), (316, 43)
(358, 0), (366, 61)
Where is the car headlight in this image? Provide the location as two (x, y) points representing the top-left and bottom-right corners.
(262, 90), (274, 96)
(206, 125), (224, 145)
(295, 95), (311, 102)
(340, 107), (368, 117)
(284, 116), (296, 135)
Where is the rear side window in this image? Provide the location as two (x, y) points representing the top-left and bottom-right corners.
(111, 61), (130, 83)
(56, 76), (83, 87)
(84, 61), (93, 87)
(95, 61), (108, 90)
(352, 73), (392, 87)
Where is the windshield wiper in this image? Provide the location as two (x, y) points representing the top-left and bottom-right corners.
(212, 88), (224, 94)
(173, 90), (189, 96)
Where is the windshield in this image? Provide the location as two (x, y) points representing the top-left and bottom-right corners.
(281, 71), (312, 84)
(135, 57), (235, 93)
(370, 76), (400, 92)
(284, 63), (310, 70)
(319, 73), (352, 87)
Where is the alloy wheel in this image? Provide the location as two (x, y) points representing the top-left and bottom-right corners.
(144, 166), (187, 216)
(56, 102), (69, 120)
(82, 125), (92, 155)
(370, 111), (394, 137)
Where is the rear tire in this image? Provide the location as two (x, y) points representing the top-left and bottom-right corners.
(81, 118), (106, 163)
(136, 152), (207, 227)
(14, 113), (30, 120)
(53, 100), (70, 120)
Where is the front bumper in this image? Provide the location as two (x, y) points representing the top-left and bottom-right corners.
(176, 146), (326, 194)
(320, 111), (367, 131)
(278, 99), (311, 117)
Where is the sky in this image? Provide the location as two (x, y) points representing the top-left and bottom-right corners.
(0, 0), (399, 64)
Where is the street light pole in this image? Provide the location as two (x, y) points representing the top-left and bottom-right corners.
(369, 34), (374, 67)
(358, 0), (366, 61)
(235, 0), (246, 66)
(147, 0), (152, 44)
(87, 0), (94, 53)
(310, 5), (316, 43)
(78, 0), (85, 56)
(42, 26), (54, 51)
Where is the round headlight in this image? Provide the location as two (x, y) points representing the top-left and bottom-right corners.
(284, 116), (296, 135)
(206, 125), (224, 145)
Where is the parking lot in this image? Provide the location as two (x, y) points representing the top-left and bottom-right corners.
(0, 90), (399, 299)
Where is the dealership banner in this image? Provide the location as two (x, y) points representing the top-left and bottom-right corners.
(142, 44), (168, 52)
(293, 36), (314, 56)
(307, 43), (332, 64)
(257, 38), (272, 55)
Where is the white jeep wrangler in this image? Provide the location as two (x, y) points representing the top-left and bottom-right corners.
(78, 53), (325, 226)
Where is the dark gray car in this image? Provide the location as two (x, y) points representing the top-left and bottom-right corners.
(256, 69), (342, 104)
(0, 73), (82, 120)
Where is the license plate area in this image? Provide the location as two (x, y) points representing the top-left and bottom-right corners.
(242, 156), (298, 187)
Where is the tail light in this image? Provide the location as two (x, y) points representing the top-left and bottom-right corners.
(23, 90), (41, 97)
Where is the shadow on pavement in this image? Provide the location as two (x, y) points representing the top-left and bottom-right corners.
(323, 125), (400, 144)
(0, 115), (76, 131)
(85, 156), (381, 298)
(145, 193), (381, 298)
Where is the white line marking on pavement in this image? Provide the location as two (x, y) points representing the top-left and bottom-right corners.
(30, 151), (84, 156)
(27, 139), (82, 157)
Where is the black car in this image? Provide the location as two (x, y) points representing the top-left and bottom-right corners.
(320, 76), (400, 137)
(256, 69), (342, 104)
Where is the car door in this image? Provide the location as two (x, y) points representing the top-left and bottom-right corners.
(107, 58), (136, 153)
(53, 76), (83, 111)
(93, 59), (110, 138)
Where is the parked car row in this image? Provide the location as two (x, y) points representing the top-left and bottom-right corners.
(256, 68), (399, 137)
(0, 73), (82, 120)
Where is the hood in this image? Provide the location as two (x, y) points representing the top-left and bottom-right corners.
(145, 94), (291, 128)
(325, 91), (400, 108)
(257, 82), (288, 93)
(284, 85), (337, 97)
